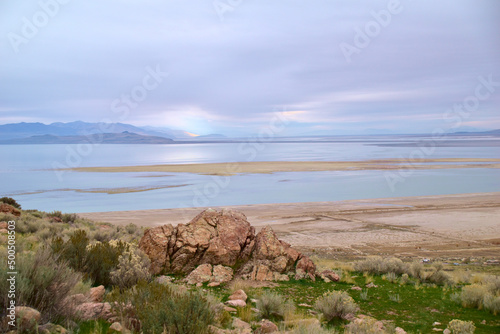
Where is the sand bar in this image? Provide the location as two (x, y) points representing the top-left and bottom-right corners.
(80, 192), (500, 259)
(66, 158), (500, 176)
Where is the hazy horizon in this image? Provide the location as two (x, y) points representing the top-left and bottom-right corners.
(1, 1), (499, 136)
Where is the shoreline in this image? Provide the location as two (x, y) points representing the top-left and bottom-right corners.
(80, 192), (500, 259)
(66, 158), (500, 176)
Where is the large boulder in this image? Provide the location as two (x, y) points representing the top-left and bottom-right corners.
(75, 302), (112, 321)
(139, 209), (255, 274)
(139, 208), (316, 281)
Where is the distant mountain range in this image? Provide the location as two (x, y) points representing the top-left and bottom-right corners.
(0, 132), (175, 144)
(0, 121), (226, 143)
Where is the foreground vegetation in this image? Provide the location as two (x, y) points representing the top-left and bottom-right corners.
(0, 198), (499, 333)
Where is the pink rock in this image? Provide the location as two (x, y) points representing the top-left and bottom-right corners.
(225, 299), (246, 308)
(228, 289), (248, 302)
(89, 285), (105, 302)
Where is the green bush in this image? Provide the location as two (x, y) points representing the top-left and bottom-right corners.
(51, 230), (128, 287)
(62, 213), (78, 224)
(447, 319), (475, 334)
(0, 196), (21, 209)
(108, 281), (217, 334)
(0, 247), (81, 326)
(314, 290), (359, 322)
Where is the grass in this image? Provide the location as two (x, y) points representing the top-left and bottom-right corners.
(217, 274), (500, 333)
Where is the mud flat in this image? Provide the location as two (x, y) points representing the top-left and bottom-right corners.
(67, 158), (500, 176)
(80, 192), (500, 259)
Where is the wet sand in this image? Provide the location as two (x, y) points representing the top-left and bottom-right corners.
(66, 158), (500, 176)
(80, 192), (500, 259)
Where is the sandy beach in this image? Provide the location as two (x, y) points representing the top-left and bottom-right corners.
(80, 192), (500, 259)
(67, 158), (500, 176)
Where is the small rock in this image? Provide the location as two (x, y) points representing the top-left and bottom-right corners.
(196, 282), (203, 287)
(155, 275), (174, 285)
(224, 306), (237, 312)
(186, 264), (213, 285)
(432, 322), (441, 326)
(432, 328), (442, 332)
(481, 320), (486, 325)
(208, 282), (221, 287)
(250, 298), (258, 304)
(225, 299), (246, 308)
(15, 306), (41, 332)
(320, 270), (340, 282)
(38, 323), (67, 334)
(75, 302), (112, 321)
(232, 318), (251, 330)
(366, 282), (378, 288)
(0, 228), (8, 234)
(107, 322), (131, 333)
(229, 289), (248, 302)
(89, 285), (105, 302)
(298, 303), (312, 308)
(443, 329), (451, 334)
(395, 327), (407, 334)
(0, 221), (8, 229)
(212, 265), (233, 283)
(256, 319), (278, 333)
(351, 286), (362, 291)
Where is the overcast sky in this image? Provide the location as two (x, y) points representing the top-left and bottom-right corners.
(1, 0), (499, 136)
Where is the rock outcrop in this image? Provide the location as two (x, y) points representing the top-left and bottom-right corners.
(139, 208), (316, 281)
(0, 203), (21, 217)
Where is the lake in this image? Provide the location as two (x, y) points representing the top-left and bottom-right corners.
(1, 137), (499, 213)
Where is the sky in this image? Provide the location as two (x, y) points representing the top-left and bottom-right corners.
(1, 0), (499, 136)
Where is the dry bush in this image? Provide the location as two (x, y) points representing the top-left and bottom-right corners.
(256, 291), (293, 319)
(460, 284), (488, 308)
(344, 316), (386, 334)
(290, 322), (338, 334)
(483, 294), (500, 315)
(354, 256), (409, 276)
(446, 319), (475, 334)
(110, 246), (151, 290)
(314, 290), (359, 322)
(229, 279), (255, 294)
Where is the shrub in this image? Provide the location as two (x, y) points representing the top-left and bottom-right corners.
(256, 291), (289, 319)
(345, 316), (386, 334)
(52, 230), (128, 287)
(0, 247), (81, 326)
(290, 322), (338, 334)
(400, 273), (409, 285)
(447, 319), (475, 334)
(409, 261), (424, 280)
(85, 240), (127, 287)
(460, 284), (488, 308)
(109, 281), (217, 334)
(483, 294), (500, 315)
(427, 268), (454, 286)
(110, 246), (151, 290)
(50, 210), (63, 218)
(62, 213), (78, 224)
(0, 196), (21, 209)
(354, 256), (409, 276)
(314, 290), (359, 322)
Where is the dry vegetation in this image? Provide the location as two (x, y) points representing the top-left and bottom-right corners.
(0, 197), (499, 333)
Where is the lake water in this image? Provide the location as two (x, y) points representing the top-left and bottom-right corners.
(1, 138), (499, 213)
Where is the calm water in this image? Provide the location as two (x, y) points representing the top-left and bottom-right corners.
(1, 139), (499, 213)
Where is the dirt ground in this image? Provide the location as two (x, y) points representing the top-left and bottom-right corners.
(80, 192), (500, 260)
